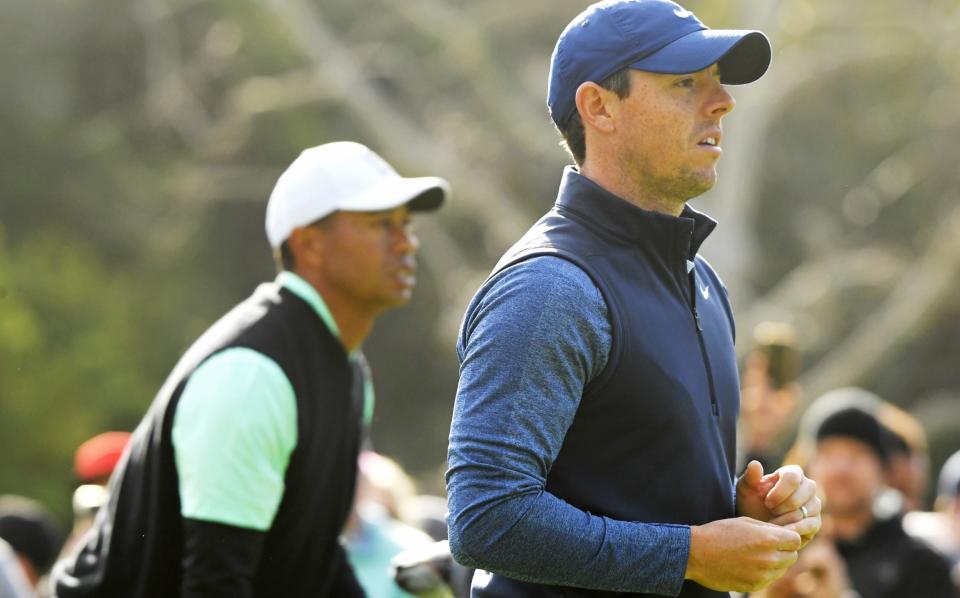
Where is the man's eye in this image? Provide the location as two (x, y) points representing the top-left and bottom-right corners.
(675, 78), (695, 88)
(381, 217), (409, 230)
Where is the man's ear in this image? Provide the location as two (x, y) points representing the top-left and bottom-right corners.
(574, 81), (618, 134)
(287, 226), (324, 269)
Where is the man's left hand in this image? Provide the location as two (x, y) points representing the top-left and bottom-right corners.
(735, 461), (822, 548)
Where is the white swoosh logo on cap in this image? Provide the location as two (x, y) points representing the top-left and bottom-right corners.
(674, 7), (693, 18)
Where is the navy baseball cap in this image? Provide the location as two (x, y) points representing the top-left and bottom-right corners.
(548, 0), (772, 128)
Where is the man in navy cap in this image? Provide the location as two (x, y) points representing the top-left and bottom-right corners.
(447, 1), (820, 596)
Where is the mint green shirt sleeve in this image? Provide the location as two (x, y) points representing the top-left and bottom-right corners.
(172, 347), (298, 531)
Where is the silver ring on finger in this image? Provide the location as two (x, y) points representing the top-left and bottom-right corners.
(799, 504), (809, 519)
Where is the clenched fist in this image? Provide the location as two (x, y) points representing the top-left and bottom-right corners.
(684, 517), (801, 593)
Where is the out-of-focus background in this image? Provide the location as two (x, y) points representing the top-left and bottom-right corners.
(3, 0), (960, 526)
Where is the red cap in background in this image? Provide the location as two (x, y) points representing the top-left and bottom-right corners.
(74, 431), (131, 482)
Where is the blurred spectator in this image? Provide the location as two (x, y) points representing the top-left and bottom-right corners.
(877, 402), (930, 511)
(932, 449), (960, 587)
(59, 431), (131, 558)
(391, 540), (460, 598)
(0, 496), (62, 594)
(1, 537), (36, 598)
(806, 403), (955, 597)
(344, 451), (448, 598)
(402, 494), (449, 544)
(354, 450), (419, 522)
(739, 322), (802, 472)
(750, 535), (855, 598)
(390, 481), (473, 597)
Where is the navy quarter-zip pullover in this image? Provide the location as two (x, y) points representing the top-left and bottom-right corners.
(447, 167), (741, 597)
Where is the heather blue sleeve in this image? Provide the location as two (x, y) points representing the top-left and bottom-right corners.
(446, 256), (691, 595)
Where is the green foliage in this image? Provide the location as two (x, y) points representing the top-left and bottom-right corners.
(0, 230), (155, 521)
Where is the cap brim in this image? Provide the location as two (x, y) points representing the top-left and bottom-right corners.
(337, 176), (449, 214)
(630, 29), (771, 84)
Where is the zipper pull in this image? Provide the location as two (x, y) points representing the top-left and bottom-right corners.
(693, 307), (703, 331)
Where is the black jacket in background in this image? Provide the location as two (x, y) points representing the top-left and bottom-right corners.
(836, 512), (956, 598)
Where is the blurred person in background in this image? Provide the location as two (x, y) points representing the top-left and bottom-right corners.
(387, 463), (474, 598)
(344, 451), (450, 598)
(739, 322), (802, 472)
(52, 141), (447, 598)
(447, 1), (822, 596)
(403, 493), (451, 546)
(0, 496), (63, 597)
(805, 402), (955, 598)
(351, 450), (419, 523)
(930, 449), (960, 587)
(877, 402), (930, 512)
(748, 536), (855, 598)
(789, 388), (952, 567)
(58, 432), (131, 558)
(1, 536), (37, 598)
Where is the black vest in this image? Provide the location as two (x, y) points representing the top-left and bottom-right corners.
(55, 282), (365, 597)
(480, 169), (740, 597)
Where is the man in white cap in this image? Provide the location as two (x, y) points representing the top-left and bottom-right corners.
(53, 141), (448, 598)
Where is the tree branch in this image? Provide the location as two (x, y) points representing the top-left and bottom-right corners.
(798, 194), (960, 403)
(259, 0), (534, 255)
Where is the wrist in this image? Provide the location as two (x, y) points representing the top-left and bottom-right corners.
(684, 525), (702, 582)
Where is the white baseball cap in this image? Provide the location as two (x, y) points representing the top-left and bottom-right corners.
(265, 141), (449, 248)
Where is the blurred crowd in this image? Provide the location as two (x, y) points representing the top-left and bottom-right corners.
(2, 322), (959, 598)
(737, 324), (960, 598)
(1, 432), (472, 598)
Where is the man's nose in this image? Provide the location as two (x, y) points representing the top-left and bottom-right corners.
(394, 227), (419, 254)
(707, 84), (736, 118)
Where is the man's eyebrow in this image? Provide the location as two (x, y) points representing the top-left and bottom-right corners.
(359, 208), (411, 217)
(664, 65), (721, 78)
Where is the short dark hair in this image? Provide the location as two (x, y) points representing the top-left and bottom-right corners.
(272, 214), (333, 273)
(274, 241), (296, 273)
(557, 68), (632, 166)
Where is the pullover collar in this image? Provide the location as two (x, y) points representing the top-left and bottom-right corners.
(554, 166), (717, 269)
